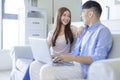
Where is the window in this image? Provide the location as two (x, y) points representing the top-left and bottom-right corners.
(1, 0), (23, 49)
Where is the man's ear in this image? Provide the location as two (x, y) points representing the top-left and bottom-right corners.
(88, 10), (94, 18)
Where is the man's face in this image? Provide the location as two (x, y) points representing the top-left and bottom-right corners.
(81, 9), (92, 26)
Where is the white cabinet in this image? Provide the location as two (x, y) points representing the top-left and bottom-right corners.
(18, 7), (47, 45)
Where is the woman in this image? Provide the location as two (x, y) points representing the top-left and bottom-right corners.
(47, 7), (82, 55)
(23, 7), (83, 80)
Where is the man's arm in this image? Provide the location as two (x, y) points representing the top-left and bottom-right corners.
(54, 55), (93, 64)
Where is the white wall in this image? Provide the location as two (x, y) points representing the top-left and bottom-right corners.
(38, 0), (52, 24)
(38, 0), (82, 24)
(82, 0), (120, 20)
(38, 0), (120, 32)
(109, 5), (120, 20)
(0, 0), (2, 49)
(38, 0), (120, 24)
(102, 20), (120, 34)
(72, 20), (120, 34)
(53, 0), (82, 22)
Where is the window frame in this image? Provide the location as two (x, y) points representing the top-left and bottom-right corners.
(1, 0), (18, 49)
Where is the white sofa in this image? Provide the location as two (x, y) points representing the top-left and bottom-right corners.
(10, 46), (33, 80)
(88, 34), (120, 80)
(0, 50), (12, 70)
(10, 34), (120, 80)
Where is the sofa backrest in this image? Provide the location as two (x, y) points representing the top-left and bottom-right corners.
(108, 34), (120, 58)
(13, 46), (33, 59)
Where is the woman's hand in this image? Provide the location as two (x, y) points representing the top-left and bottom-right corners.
(76, 26), (84, 37)
(53, 55), (73, 63)
(51, 54), (60, 59)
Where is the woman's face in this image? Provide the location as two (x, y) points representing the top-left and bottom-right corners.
(61, 10), (71, 26)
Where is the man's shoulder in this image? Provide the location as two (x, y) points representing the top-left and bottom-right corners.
(98, 23), (111, 32)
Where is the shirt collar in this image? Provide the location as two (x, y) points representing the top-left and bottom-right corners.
(86, 21), (101, 31)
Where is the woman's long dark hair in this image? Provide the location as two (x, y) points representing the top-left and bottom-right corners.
(52, 7), (74, 46)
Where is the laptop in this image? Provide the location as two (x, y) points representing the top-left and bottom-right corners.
(29, 37), (74, 66)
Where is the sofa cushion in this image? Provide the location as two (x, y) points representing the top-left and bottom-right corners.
(16, 58), (32, 72)
(88, 58), (120, 80)
(108, 34), (120, 58)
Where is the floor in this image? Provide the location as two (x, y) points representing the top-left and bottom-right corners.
(0, 69), (11, 80)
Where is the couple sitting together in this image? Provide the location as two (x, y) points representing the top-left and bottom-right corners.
(23, 1), (113, 80)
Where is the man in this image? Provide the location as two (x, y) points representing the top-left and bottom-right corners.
(30, 1), (113, 79)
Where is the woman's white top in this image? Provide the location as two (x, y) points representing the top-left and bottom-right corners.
(47, 25), (78, 55)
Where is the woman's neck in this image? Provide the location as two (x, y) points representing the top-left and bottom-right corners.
(59, 25), (65, 36)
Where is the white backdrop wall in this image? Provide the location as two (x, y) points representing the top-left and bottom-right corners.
(37, 0), (120, 32)
(38, 0), (53, 24)
(82, 0), (120, 20)
(38, 0), (82, 24)
(0, 0), (2, 49)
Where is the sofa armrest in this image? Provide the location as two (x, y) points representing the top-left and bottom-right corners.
(10, 46), (33, 80)
(11, 46), (33, 60)
(0, 50), (12, 70)
(88, 58), (120, 80)
(10, 45), (33, 72)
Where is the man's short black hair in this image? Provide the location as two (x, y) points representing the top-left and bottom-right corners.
(82, 1), (102, 17)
